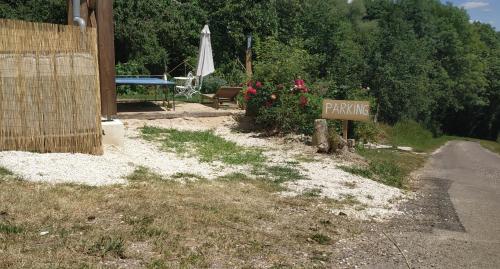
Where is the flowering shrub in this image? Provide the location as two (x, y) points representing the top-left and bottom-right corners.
(244, 80), (321, 135)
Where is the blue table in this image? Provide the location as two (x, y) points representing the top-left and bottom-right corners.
(115, 77), (176, 110)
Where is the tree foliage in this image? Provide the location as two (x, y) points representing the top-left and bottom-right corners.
(1, 0), (499, 139)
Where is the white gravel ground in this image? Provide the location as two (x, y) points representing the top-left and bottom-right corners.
(0, 116), (407, 219)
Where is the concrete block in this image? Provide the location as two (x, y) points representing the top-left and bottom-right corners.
(102, 119), (125, 147)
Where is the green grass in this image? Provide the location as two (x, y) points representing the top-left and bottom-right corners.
(338, 165), (373, 179)
(0, 167), (13, 177)
(0, 223), (23, 235)
(127, 166), (165, 181)
(141, 126), (265, 165)
(349, 121), (498, 189)
(477, 139), (500, 155)
(217, 166), (305, 193)
(388, 121), (455, 152)
(254, 165), (306, 184)
(341, 148), (426, 189)
(310, 233), (331, 245)
(302, 188), (322, 197)
(87, 236), (126, 258)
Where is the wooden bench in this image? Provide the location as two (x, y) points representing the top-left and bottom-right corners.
(202, 87), (242, 109)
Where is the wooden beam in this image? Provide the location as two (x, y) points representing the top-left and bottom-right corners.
(96, 0), (117, 117)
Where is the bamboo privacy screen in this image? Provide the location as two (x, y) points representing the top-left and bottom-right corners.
(0, 19), (102, 155)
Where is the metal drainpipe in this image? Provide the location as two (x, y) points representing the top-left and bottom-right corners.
(73, 0), (86, 31)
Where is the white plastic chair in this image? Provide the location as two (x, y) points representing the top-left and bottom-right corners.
(187, 76), (201, 98)
(175, 72), (194, 98)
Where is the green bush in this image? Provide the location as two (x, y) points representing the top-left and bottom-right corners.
(354, 121), (382, 143)
(253, 37), (316, 85)
(246, 83), (321, 135)
(115, 62), (149, 96)
(200, 75), (228, 94)
(218, 61), (247, 86)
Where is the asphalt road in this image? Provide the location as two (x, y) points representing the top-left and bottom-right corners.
(416, 140), (500, 268)
(338, 141), (500, 268)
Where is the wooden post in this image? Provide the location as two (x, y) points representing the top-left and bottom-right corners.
(245, 34), (253, 79)
(67, 0), (117, 118)
(343, 120), (348, 140)
(95, 0), (117, 118)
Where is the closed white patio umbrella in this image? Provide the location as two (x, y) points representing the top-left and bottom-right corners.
(196, 25), (215, 82)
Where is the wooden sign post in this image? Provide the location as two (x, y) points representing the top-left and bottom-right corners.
(322, 100), (371, 139)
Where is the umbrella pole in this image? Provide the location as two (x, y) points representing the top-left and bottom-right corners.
(199, 75), (203, 103)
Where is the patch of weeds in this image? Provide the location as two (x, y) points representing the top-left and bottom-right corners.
(253, 165), (305, 184)
(179, 251), (207, 268)
(123, 215), (154, 226)
(170, 172), (206, 181)
(310, 233), (331, 245)
(338, 165), (372, 178)
(319, 219), (332, 226)
(0, 167), (13, 177)
(310, 250), (330, 262)
(124, 215), (166, 238)
(285, 160), (300, 166)
(302, 188), (322, 197)
(217, 172), (285, 193)
(217, 172), (251, 182)
(270, 263), (293, 269)
(294, 154), (317, 163)
(141, 126), (265, 165)
(340, 194), (361, 206)
(127, 166), (164, 182)
(0, 223), (23, 234)
(134, 225), (165, 238)
(148, 260), (168, 269)
(342, 181), (357, 189)
(355, 204), (368, 211)
(370, 160), (404, 188)
(87, 236), (126, 258)
(341, 148), (425, 189)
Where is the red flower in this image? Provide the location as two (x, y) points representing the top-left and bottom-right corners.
(294, 79), (305, 87)
(255, 81), (263, 88)
(247, 87), (257, 95)
(244, 86), (257, 101)
(299, 95), (308, 107)
(247, 81), (253, 87)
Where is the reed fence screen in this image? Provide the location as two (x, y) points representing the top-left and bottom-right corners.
(0, 19), (102, 155)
